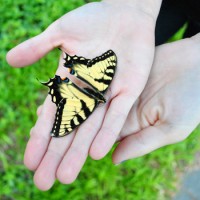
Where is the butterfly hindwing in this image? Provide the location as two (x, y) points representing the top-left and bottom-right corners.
(44, 75), (98, 137)
(64, 50), (117, 93)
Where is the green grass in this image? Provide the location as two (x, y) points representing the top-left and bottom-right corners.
(1, 1), (200, 199)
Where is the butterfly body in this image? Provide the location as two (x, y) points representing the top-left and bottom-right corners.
(83, 88), (106, 104)
(43, 50), (117, 137)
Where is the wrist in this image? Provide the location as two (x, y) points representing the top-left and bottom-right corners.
(102, 0), (163, 21)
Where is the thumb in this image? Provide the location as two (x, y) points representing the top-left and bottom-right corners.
(112, 123), (189, 164)
(6, 21), (62, 67)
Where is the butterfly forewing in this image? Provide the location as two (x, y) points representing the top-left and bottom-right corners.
(64, 50), (117, 94)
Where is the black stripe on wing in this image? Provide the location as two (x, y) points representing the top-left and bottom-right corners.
(51, 98), (98, 137)
(63, 53), (90, 68)
(87, 50), (117, 67)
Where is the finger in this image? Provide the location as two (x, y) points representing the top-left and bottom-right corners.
(90, 94), (134, 160)
(27, 55), (74, 189)
(56, 102), (109, 184)
(112, 123), (188, 164)
(36, 105), (43, 117)
(24, 54), (68, 170)
(33, 133), (75, 190)
(6, 21), (62, 67)
(24, 96), (56, 171)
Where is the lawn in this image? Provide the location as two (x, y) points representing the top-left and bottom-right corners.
(1, 0), (200, 199)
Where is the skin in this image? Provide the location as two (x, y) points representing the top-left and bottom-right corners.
(6, 1), (162, 190)
(113, 34), (200, 164)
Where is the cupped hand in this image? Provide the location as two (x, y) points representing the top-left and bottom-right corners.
(7, 1), (160, 190)
(113, 34), (200, 164)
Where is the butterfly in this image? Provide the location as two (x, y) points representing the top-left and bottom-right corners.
(43, 50), (117, 137)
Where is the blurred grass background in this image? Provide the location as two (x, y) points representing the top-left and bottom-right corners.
(0, 0), (200, 199)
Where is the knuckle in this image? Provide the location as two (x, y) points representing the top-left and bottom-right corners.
(111, 107), (126, 119)
(30, 126), (50, 141)
(70, 145), (86, 157)
(100, 125), (118, 138)
(136, 133), (147, 147)
(46, 146), (63, 160)
(57, 168), (76, 184)
(82, 120), (98, 133)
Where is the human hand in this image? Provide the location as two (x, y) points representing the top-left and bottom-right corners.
(7, 0), (161, 190)
(113, 34), (200, 164)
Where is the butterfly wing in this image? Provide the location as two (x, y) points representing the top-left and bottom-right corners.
(41, 75), (63, 105)
(64, 50), (117, 93)
(44, 76), (98, 137)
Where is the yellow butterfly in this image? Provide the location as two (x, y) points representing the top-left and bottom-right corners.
(43, 50), (117, 137)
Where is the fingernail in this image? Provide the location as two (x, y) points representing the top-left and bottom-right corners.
(115, 160), (127, 166)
